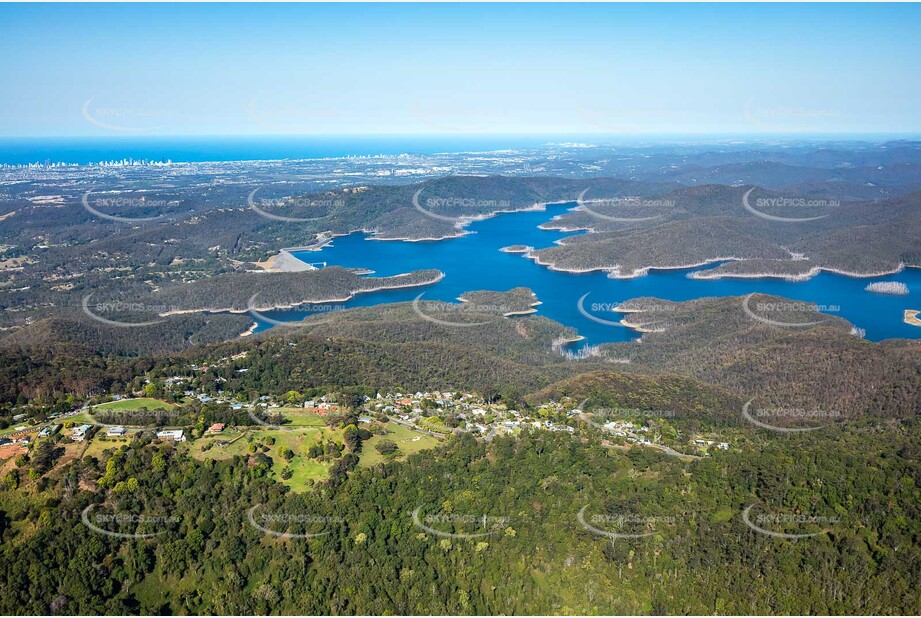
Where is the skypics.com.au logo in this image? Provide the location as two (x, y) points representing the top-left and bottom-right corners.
(81, 98), (170, 133)
(742, 503), (840, 540)
(411, 505), (510, 540)
(246, 505), (343, 540)
(577, 506), (675, 541)
(412, 189), (511, 224)
(576, 188), (673, 224)
(411, 293), (510, 328)
(82, 295), (170, 328)
(576, 293), (677, 329)
(247, 187), (342, 223)
(81, 504), (179, 539)
(743, 98), (841, 134)
(85, 405), (187, 430)
(741, 188), (839, 223)
(584, 403), (678, 421)
(246, 293), (343, 328)
(741, 398), (840, 433)
(742, 294), (839, 328)
(81, 190), (171, 223)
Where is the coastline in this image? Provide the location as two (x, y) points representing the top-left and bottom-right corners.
(554, 334), (586, 345)
(504, 300), (543, 317)
(687, 262), (907, 282)
(528, 250), (913, 283)
(499, 245), (534, 254)
(455, 293), (542, 317)
(526, 252), (746, 279)
(619, 317), (666, 333)
(905, 310), (921, 328)
(158, 271), (445, 316)
(367, 199), (561, 242)
(274, 198), (575, 252)
(369, 230), (471, 243)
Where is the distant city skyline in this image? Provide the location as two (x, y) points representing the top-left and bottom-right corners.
(2, 3), (920, 137)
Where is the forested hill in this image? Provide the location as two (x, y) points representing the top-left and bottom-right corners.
(532, 186), (921, 279)
(1, 425), (920, 614)
(3, 292), (920, 422)
(601, 295), (921, 419)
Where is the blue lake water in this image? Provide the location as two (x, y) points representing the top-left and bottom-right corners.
(253, 201), (921, 346)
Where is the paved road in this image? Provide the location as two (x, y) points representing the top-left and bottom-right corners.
(651, 443), (701, 460)
(386, 416), (448, 438)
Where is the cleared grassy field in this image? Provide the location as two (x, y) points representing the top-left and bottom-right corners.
(82, 436), (132, 459)
(62, 412), (92, 425)
(273, 407), (327, 428)
(360, 422), (442, 467)
(92, 398), (176, 412)
(188, 426), (339, 490)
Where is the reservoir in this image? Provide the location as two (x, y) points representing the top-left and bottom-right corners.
(252, 201), (921, 346)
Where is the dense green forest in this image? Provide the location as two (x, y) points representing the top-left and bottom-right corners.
(1, 289), (919, 615)
(2, 422), (920, 614)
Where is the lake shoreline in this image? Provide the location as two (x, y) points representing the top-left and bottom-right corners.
(527, 252), (913, 282)
(159, 271), (445, 316)
(905, 310), (921, 328)
(688, 262), (910, 282)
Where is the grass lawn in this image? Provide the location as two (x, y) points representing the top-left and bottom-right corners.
(0, 425), (29, 437)
(92, 398), (176, 412)
(285, 458), (330, 487)
(360, 422), (442, 467)
(62, 412), (92, 425)
(274, 408), (327, 428)
(187, 426), (339, 490)
(82, 436), (132, 459)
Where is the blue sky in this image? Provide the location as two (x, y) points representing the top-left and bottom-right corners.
(1, 3), (920, 137)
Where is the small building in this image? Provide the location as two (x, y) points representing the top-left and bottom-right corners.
(717, 442), (730, 450)
(206, 423), (225, 434)
(38, 424), (61, 438)
(71, 424), (93, 442)
(106, 426), (126, 437)
(157, 429), (186, 442)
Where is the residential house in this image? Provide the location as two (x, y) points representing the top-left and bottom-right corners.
(157, 429), (186, 442)
(71, 424), (93, 442)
